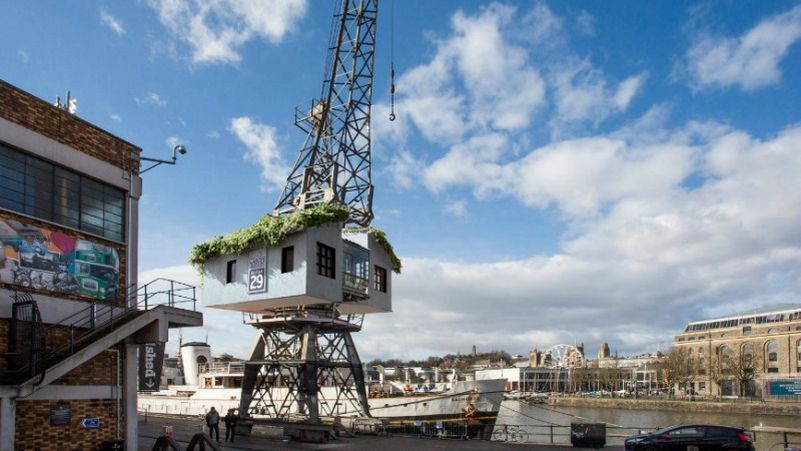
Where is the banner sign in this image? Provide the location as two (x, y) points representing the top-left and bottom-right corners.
(247, 249), (267, 294)
(139, 343), (165, 391)
(0, 218), (120, 300)
(766, 379), (801, 396)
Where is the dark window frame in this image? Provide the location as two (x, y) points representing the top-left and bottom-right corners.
(281, 246), (294, 273)
(374, 265), (387, 293)
(316, 242), (335, 279)
(226, 260), (237, 284)
(0, 141), (126, 242)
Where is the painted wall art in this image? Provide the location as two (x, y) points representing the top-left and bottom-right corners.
(0, 218), (120, 300)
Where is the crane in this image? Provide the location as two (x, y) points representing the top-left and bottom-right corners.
(223, 0), (386, 435)
(273, 0), (378, 228)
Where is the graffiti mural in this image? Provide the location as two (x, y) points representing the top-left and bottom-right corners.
(0, 219), (120, 300)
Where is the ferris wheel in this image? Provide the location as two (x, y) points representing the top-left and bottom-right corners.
(544, 344), (584, 368)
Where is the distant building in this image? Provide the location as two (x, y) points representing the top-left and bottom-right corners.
(598, 342), (611, 359)
(673, 305), (801, 398)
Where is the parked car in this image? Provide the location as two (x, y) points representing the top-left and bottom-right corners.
(625, 424), (753, 451)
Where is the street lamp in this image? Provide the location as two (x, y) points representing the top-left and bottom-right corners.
(138, 145), (188, 174)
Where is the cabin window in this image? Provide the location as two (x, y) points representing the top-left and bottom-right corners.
(316, 242), (335, 279)
(226, 260), (237, 284)
(375, 265), (387, 293)
(281, 246), (294, 273)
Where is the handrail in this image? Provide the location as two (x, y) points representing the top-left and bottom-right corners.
(5, 278), (197, 384)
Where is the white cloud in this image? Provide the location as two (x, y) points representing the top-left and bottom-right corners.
(386, 150), (423, 190)
(206, 131), (221, 139)
(685, 4), (801, 90)
(135, 92), (167, 108)
(17, 50), (29, 64)
(391, 3), (546, 146)
(100, 8), (126, 36)
(444, 200), (467, 217)
(110, 113), (121, 122)
(363, 123), (801, 359)
(550, 59), (647, 132)
(228, 116), (288, 190)
(147, 0), (308, 65)
(576, 10), (596, 36)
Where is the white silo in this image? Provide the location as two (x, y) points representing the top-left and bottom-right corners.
(180, 342), (211, 387)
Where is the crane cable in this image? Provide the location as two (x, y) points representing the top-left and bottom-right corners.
(389, 0), (396, 121)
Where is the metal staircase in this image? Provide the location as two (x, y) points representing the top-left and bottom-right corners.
(3, 279), (201, 391)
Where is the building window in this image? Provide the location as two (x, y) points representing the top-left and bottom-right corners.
(766, 340), (779, 364)
(226, 260), (236, 284)
(316, 242), (335, 279)
(281, 246), (294, 273)
(374, 265), (387, 293)
(767, 368), (779, 373)
(0, 142), (125, 242)
(742, 326), (752, 335)
(797, 339), (801, 361)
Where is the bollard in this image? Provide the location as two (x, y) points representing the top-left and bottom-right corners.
(550, 424), (554, 443)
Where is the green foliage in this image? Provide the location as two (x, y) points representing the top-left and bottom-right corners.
(345, 226), (402, 274)
(189, 204), (350, 273)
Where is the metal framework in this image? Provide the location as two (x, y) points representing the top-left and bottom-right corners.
(239, 311), (369, 422)
(240, 0), (380, 427)
(544, 344), (584, 368)
(273, 0), (377, 227)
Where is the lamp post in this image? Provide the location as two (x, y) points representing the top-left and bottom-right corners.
(138, 145), (188, 174)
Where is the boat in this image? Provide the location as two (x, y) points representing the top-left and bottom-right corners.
(138, 343), (505, 438)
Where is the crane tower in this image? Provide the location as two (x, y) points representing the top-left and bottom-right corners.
(194, 0), (392, 429)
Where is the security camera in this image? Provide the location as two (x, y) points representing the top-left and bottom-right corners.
(174, 145), (187, 155)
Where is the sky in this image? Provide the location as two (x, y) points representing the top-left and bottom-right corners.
(2, 1), (801, 362)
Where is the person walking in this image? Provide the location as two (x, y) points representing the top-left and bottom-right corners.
(224, 408), (239, 443)
(205, 406), (220, 443)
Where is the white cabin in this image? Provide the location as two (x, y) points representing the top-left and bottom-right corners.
(202, 224), (392, 314)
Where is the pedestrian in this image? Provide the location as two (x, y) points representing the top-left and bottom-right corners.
(205, 406), (220, 443)
(224, 408), (239, 442)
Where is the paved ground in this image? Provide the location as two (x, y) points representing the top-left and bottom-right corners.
(138, 414), (625, 450)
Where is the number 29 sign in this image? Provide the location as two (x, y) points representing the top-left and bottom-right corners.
(248, 249), (267, 294)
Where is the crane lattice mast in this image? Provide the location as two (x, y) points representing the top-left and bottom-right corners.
(274, 0), (377, 227)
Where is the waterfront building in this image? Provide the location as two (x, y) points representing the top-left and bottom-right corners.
(0, 80), (200, 450)
(673, 305), (801, 399)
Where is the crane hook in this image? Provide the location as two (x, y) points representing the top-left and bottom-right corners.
(389, 66), (396, 121)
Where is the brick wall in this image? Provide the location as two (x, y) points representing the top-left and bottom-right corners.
(0, 79), (140, 173)
(53, 346), (125, 386)
(15, 398), (124, 451)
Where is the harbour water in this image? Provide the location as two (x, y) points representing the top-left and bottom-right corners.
(496, 400), (800, 449)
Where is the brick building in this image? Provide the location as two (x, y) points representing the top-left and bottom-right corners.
(673, 305), (801, 398)
(0, 80), (201, 450)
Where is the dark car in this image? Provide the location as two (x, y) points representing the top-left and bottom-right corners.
(625, 424), (754, 451)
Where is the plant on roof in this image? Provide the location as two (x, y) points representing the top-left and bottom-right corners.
(189, 204), (350, 273)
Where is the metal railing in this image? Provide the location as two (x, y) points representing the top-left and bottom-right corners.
(4, 278), (196, 384)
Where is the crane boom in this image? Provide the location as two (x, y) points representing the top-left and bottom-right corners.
(273, 0), (377, 227)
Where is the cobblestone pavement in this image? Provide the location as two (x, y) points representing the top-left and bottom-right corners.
(138, 414), (624, 450)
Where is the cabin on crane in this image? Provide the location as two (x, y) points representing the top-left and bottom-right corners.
(193, 210), (395, 316)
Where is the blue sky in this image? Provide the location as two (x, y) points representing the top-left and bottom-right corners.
(3, 1), (801, 361)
